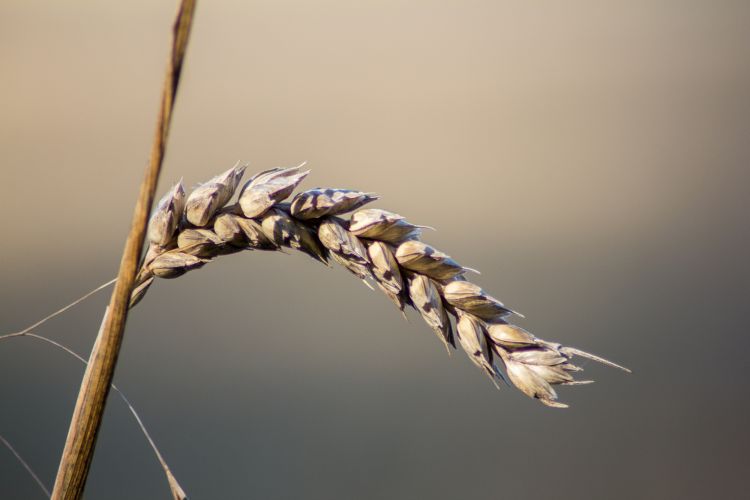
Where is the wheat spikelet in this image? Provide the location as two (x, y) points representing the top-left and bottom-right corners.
(133, 163), (630, 408)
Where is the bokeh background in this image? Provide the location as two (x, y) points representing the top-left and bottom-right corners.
(2, 1), (749, 498)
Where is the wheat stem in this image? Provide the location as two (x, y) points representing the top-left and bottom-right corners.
(50, 1), (197, 498)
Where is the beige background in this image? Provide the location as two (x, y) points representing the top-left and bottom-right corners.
(1, 1), (749, 498)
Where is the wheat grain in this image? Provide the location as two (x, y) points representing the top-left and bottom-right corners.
(238, 165), (308, 218)
(291, 188), (378, 220)
(133, 164), (630, 408)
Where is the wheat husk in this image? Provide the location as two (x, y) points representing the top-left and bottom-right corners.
(291, 188), (378, 220)
(185, 163), (245, 226)
(238, 166), (309, 218)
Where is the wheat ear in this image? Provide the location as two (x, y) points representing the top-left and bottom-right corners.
(133, 163), (630, 408)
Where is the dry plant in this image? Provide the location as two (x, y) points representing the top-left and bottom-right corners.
(133, 163), (630, 408)
(2, 0), (630, 497)
(49, 1), (197, 498)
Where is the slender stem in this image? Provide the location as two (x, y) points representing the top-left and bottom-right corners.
(0, 434), (51, 498)
(6, 278), (117, 337)
(0, 331), (187, 499)
(50, 2), (197, 498)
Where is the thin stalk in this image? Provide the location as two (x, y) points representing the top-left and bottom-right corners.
(0, 330), (187, 499)
(0, 434), (51, 498)
(5, 278), (116, 337)
(50, 1), (197, 498)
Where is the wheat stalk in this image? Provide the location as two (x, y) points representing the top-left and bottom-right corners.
(51, 1), (197, 497)
(133, 163), (630, 408)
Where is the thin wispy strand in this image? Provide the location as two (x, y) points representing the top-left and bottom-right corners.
(0, 433), (51, 498)
(0, 331), (187, 499)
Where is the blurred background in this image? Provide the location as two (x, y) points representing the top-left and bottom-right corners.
(1, 0), (749, 498)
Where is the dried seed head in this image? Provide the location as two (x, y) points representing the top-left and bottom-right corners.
(443, 281), (514, 320)
(148, 181), (185, 247)
(485, 323), (538, 349)
(455, 312), (497, 382)
(318, 218), (371, 281)
(185, 163), (246, 227)
(407, 273), (454, 351)
(349, 209), (424, 243)
(148, 251), (208, 279)
(134, 165), (630, 409)
(260, 209), (327, 263)
(367, 241), (405, 310)
(239, 166), (309, 218)
(395, 241), (467, 280)
(290, 188), (378, 220)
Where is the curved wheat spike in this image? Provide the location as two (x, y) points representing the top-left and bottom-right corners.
(133, 163), (630, 408)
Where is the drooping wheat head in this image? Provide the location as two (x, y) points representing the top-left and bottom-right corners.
(132, 163), (629, 408)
